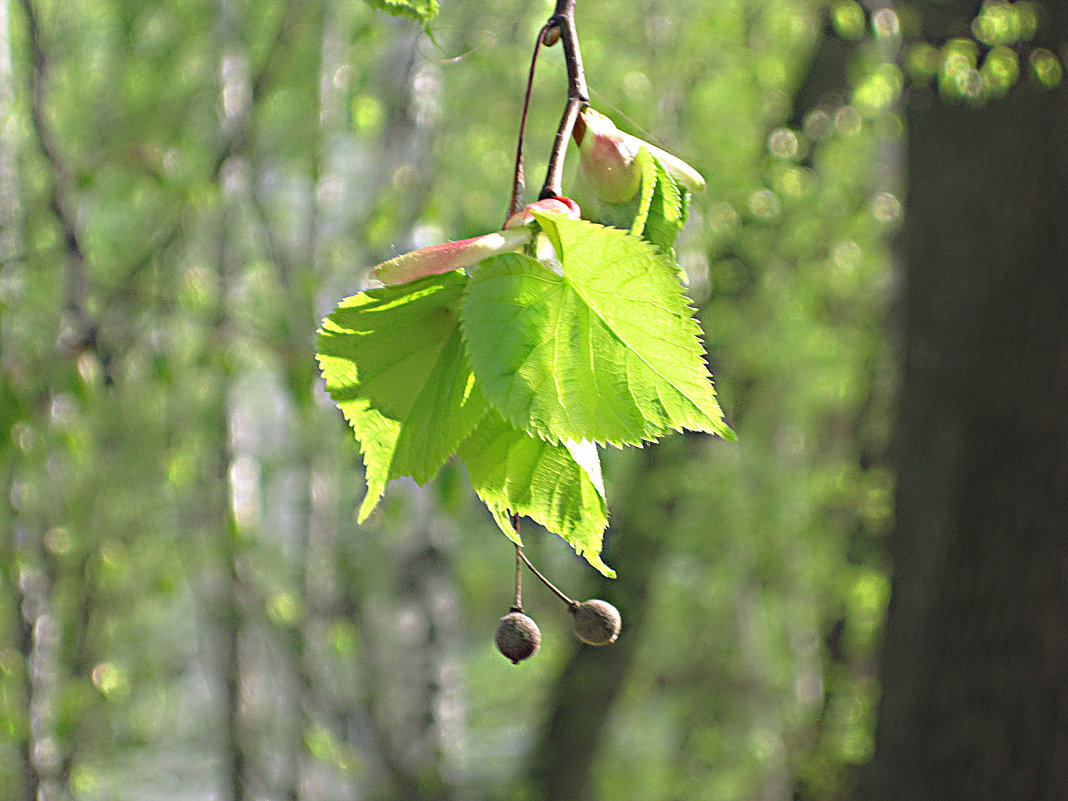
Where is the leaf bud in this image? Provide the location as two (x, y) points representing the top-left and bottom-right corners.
(574, 107), (706, 198)
(542, 24), (561, 47)
(503, 196), (581, 230)
(373, 228), (531, 286)
(574, 108), (642, 204)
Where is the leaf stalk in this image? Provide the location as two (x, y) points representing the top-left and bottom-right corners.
(518, 544), (577, 609)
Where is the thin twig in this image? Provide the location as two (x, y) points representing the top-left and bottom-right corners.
(18, 0), (89, 318)
(512, 540), (523, 610)
(539, 0), (589, 199)
(507, 22), (553, 221)
(518, 547), (577, 608)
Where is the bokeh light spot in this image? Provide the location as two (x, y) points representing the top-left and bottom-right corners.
(803, 108), (834, 140)
(43, 527), (74, 555)
(1030, 49), (1063, 89)
(834, 105), (862, 136)
(905, 42), (942, 83)
(748, 189), (781, 220)
(872, 8), (900, 37)
(91, 662), (130, 700)
(832, 1), (866, 40)
(708, 201), (740, 233)
(971, 1), (1020, 47)
(768, 127), (799, 159)
(871, 192), (902, 223)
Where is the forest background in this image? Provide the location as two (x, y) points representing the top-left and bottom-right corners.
(1, 1), (1064, 800)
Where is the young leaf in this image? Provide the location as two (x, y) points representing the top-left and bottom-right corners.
(628, 146), (658, 236)
(632, 149), (689, 255)
(461, 215), (733, 446)
(317, 273), (488, 520)
(458, 409), (614, 577)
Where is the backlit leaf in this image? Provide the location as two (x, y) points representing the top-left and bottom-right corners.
(317, 273), (488, 520)
(462, 214), (733, 446)
(458, 409), (613, 577)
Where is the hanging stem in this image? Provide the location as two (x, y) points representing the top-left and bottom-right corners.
(539, 0), (589, 200)
(507, 22), (554, 221)
(508, 512), (576, 608)
(518, 547), (577, 609)
(511, 538), (523, 611)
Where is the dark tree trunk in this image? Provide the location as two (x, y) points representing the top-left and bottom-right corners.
(866, 4), (1068, 798)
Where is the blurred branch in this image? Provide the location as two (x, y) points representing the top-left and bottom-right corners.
(3, 536), (40, 801)
(17, 0), (92, 332)
(210, 0), (307, 176)
(86, 0), (308, 372)
(250, 0), (308, 105)
(247, 161), (294, 280)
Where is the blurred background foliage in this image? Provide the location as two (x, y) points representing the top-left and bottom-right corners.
(0, 0), (1056, 799)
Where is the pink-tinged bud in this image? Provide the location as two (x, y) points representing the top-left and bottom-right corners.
(575, 107), (706, 196)
(575, 108), (642, 203)
(374, 228), (532, 286)
(503, 196), (581, 229)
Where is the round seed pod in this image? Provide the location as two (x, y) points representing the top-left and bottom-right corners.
(570, 600), (621, 646)
(495, 610), (541, 664)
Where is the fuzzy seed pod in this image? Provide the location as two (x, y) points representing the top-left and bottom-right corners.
(570, 599), (621, 646)
(495, 611), (541, 664)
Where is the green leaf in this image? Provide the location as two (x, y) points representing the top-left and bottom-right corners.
(458, 410), (614, 577)
(628, 146), (658, 237)
(363, 0), (438, 24)
(317, 273), (488, 520)
(462, 215), (733, 446)
(633, 150), (689, 254)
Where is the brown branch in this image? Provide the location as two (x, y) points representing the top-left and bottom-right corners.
(6, 542), (40, 801)
(539, 0), (589, 199)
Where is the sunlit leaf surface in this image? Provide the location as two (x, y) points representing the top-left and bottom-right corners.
(462, 214), (733, 446)
(317, 273), (488, 520)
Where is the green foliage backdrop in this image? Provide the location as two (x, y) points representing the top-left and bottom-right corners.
(0, 0), (907, 798)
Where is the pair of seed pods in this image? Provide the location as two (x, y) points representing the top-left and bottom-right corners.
(495, 599), (621, 664)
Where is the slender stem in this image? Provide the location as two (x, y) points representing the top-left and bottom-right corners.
(518, 548), (577, 608)
(539, 0), (589, 199)
(511, 540), (523, 610)
(507, 23), (552, 221)
(555, 0), (588, 102)
(540, 99), (583, 200)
